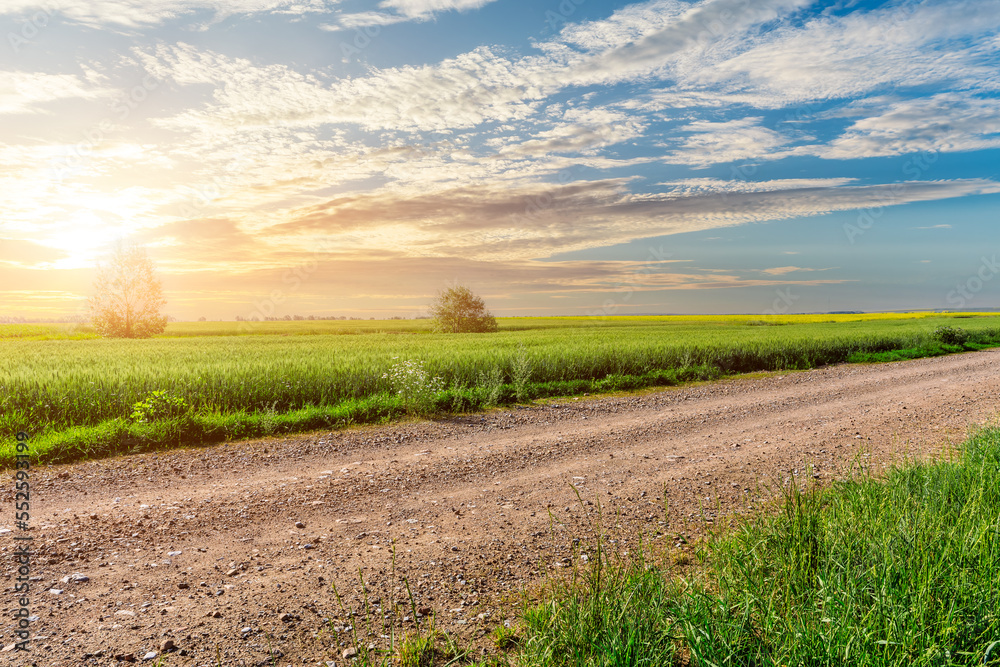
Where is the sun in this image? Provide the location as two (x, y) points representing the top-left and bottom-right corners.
(46, 210), (128, 269)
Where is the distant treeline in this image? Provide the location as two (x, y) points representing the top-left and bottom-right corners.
(0, 315), (88, 324)
(233, 314), (429, 321)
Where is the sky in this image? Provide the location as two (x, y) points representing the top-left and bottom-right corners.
(1, 0), (999, 320)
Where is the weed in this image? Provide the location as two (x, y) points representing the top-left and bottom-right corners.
(510, 343), (533, 402)
(129, 390), (189, 423)
(450, 379), (469, 412)
(259, 400), (280, 435)
(477, 365), (504, 408)
(490, 624), (519, 651)
(382, 358), (445, 416)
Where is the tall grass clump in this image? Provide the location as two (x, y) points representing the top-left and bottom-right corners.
(519, 428), (1000, 666)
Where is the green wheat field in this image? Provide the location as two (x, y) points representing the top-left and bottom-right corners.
(2, 312), (999, 465)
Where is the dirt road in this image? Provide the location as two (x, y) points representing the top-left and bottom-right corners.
(4, 350), (999, 665)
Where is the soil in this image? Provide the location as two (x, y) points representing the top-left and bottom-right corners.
(3, 349), (1000, 666)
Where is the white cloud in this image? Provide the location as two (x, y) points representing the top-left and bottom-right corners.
(819, 94), (1000, 159)
(615, 0), (1000, 129)
(0, 0), (339, 28)
(571, 0), (815, 84)
(382, 0), (497, 18)
(658, 177), (857, 196)
(139, 43), (551, 133)
(6, 0), (1000, 274)
(0, 70), (109, 115)
(539, 0), (689, 54)
(669, 117), (790, 166)
(138, 0), (1000, 166)
(333, 0), (498, 28)
(273, 177), (1000, 262)
(141, 0), (845, 137)
(761, 266), (825, 276)
(500, 106), (646, 157)
(728, 1), (995, 103)
(322, 11), (408, 29)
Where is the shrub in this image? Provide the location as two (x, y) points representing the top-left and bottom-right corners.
(935, 325), (969, 346)
(429, 285), (498, 333)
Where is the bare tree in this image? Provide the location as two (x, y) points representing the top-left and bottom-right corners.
(88, 242), (168, 338)
(429, 284), (498, 333)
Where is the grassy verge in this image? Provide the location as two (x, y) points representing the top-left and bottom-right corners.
(847, 325), (1000, 363)
(514, 428), (1000, 667)
(0, 396), (407, 465)
(0, 365), (723, 465)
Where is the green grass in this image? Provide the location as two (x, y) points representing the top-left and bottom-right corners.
(0, 322), (98, 340)
(3, 314), (1000, 465)
(517, 428), (1000, 667)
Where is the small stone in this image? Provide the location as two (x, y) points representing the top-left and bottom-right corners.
(142, 651), (158, 661)
(167, 551), (182, 557)
(343, 647), (358, 660)
(115, 610), (136, 617)
(279, 613), (294, 622)
(48, 588), (64, 595)
(160, 639), (175, 652)
(225, 568), (239, 577)
(241, 626), (252, 635)
(115, 654), (136, 663)
(294, 521), (305, 529)
(61, 573), (89, 584)
(417, 606), (431, 617)
(177, 582), (190, 590)
(207, 610), (222, 618)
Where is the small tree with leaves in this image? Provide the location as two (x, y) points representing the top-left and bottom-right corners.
(429, 284), (498, 333)
(88, 242), (168, 338)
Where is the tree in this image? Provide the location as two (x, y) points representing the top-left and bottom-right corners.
(88, 242), (168, 338)
(429, 284), (498, 333)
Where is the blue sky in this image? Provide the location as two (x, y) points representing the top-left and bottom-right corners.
(1, 0), (999, 319)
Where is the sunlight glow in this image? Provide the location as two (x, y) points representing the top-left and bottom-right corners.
(48, 211), (126, 269)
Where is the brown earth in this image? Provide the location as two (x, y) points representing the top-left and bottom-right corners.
(3, 349), (1000, 666)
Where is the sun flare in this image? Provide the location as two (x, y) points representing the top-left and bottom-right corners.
(46, 211), (128, 269)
